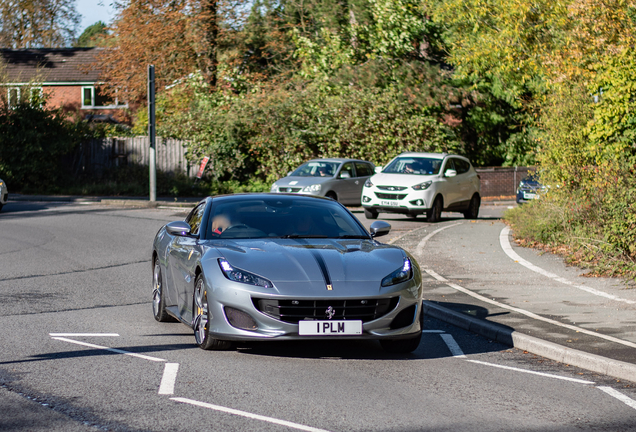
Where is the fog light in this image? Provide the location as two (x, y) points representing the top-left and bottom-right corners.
(225, 307), (258, 330)
(409, 199), (424, 206)
(362, 196), (371, 203)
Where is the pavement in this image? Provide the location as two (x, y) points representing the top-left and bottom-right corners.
(6, 193), (636, 383)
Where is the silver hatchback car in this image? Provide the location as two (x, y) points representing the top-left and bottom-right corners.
(270, 158), (375, 206)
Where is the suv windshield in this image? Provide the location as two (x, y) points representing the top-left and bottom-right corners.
(383, 157), (442, 175)
(290, 162), (340, 178)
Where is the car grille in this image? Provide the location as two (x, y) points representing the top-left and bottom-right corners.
(278, 187), (302, 193)
(377, 185), (408, 191)
(375, 193), (407, 200)
(252, 297), (399, 324)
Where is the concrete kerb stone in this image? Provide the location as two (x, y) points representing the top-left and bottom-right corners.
(422, 300), (636, 383)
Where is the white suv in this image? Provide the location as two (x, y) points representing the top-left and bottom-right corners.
(361, 152), (481, 221)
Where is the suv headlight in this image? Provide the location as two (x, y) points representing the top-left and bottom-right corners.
(412, 181), (432, 191)
(364, 178), (374, 188)
(218, 259), (274, 288)
(302, 184), (321, 192)
(381, 258), (413, 287)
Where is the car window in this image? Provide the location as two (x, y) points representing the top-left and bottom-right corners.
(290, 162), (340, 177)
(186, 203), (206, 236)
(443, 159), (456, 174)
(383, 157), (442, 175)
(354, 162), (373, 177)
(339, 162), (354, 178)
(453, 158), (471, 174)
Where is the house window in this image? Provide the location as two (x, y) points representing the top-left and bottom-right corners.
(7, 86), (43, 108)
(82, 86), (127, 109)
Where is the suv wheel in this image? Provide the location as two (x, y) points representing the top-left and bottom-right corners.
(427, 197), (443, 223)
(463, 194), (480, 219)
(364, 208), (378, 219)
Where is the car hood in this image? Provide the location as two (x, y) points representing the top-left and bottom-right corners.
(273, 176), (334, 187)
(369, 173), (437, 188)
(203, 238), (411, 295)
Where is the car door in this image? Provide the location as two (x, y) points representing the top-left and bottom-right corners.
(330, 162), (359, 204)
(453, 158), (474, 203)
(168, 203), (205, 320)
(440, 158), (462, 207)
(353, 162), (374, 204)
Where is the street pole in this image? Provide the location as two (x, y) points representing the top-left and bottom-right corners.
(148, 65), (156, 202)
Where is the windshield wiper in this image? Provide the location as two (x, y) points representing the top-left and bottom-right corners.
(338, 235), (369, 239)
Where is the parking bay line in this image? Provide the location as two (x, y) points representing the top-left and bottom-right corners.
(158, 363), (180, 395)
(49, 333), (120, 337)
(171, 397), (333, 432)
(597, 387), (636, 411)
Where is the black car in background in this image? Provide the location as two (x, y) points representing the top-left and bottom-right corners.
(516, 175), (545, 204)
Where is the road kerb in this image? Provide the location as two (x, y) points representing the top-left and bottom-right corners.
(422, 300), (636, 383)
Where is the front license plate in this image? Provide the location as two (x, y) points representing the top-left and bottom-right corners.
(298, 320), (362, 335)
(380, 200), (400, 207)
(523, 193), (536, 199)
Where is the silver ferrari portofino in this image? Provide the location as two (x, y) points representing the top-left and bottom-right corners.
(152, 193), (423, 353)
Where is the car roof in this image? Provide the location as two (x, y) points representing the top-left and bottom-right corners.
(306, 158), (374, 164)
(396, 152), (471, 162)
(209, 192), (335, 203)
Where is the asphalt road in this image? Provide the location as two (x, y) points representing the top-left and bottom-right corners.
(1, 200), (635, 431)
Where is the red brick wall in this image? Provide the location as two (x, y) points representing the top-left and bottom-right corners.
(44, 86), (82, 112)
(476, 166), (536, 197)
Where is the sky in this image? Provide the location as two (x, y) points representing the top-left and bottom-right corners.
(75, 0), (117, 35)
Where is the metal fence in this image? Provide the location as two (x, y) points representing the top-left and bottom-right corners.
(76, 136), (195, 177)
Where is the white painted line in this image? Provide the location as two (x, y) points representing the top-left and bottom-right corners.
(500, 226), (636, 305)
(171, 397), (333, 432)
(158, 363), (179, 395)
(467, 360), (595, 384)
(424, 268), (636, 349)
(440, 334), (467, 358)
(414, 222), (463, 256)
(49, 333), (119, 337)
(51, 337), (166, 362)
(597, 386), (636, 410)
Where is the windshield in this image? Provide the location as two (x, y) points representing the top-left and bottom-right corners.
(382, 157), (442, 175)
(290, 162), (340, 178)
(206, 196), (369, 240)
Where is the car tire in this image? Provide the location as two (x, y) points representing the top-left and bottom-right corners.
(427, 197), (443, 223)
(152, 257), (177, 322)
(364, 208), (378, 219)
(193, 274), (232, 350)
(379, 332), (422, 353)
(463, 194), (481, 219)
(325, 192), (337, 201)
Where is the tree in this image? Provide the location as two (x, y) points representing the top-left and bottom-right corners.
(0, 0), (80, 48)
(75, 21), (109, 47)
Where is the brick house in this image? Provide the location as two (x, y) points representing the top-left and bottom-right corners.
(0, 48), (126, 121)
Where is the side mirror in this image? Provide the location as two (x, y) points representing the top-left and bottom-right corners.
(374, 166), (383, 174)
(339, 171), (351, 179)
(369, 221), (391, 238)
(444, 169), (457, 178)
(166, 221), (191, 236)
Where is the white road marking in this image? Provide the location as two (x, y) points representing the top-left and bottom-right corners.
(597, 386), (636, 410)
(500, 226), (636, 305)
(171, 397), (333, 432)
(424, 268), (636, 349)
(414, 222), (463, 256)
(158, 363), (180, 395)
(440, 334), (467, 358)
(51, 337), (166, 362)
(49, 333), (119, 337)
(467, 360), (596, 384)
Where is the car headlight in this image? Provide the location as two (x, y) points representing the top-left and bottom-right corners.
(381, 258), (413, 287)
(302, 184), (321, 192)
(218, 259), (274, 288)
(364, 178), (374, 188)
(412, 181), (432, 191)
